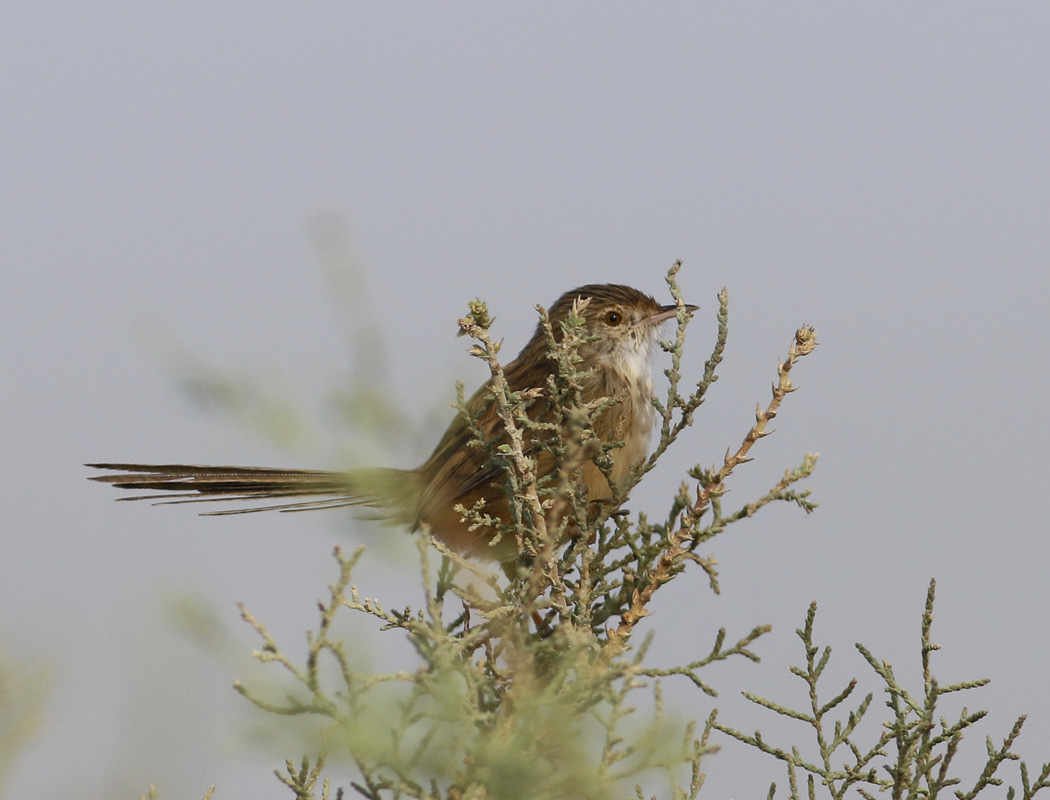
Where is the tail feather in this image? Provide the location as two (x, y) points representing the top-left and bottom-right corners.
(85, 463), (400, 515)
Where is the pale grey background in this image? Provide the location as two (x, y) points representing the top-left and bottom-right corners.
(3, 4), (1049, 798)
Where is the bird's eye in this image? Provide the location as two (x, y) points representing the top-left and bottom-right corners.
(604, 310), (623, 326)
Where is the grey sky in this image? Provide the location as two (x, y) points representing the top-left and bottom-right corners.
(3, 4), (1049, 797)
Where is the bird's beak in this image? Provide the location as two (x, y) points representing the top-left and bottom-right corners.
(640, 303), (699, 327)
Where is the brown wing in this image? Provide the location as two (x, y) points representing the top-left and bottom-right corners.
(413, 352), (557, 524)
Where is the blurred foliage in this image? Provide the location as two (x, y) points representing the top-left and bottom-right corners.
(0, 639), (50, 793)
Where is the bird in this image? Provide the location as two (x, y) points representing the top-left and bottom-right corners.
(88, 284), (696, 569)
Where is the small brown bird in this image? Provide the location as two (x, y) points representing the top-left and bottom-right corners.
(89, 284), (696, 567)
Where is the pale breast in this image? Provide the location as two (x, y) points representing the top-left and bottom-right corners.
(610, 376), (656, 488)
(582, 368), (656, 497)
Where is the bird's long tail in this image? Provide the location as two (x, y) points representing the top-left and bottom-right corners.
(86, 462), (406, 515)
